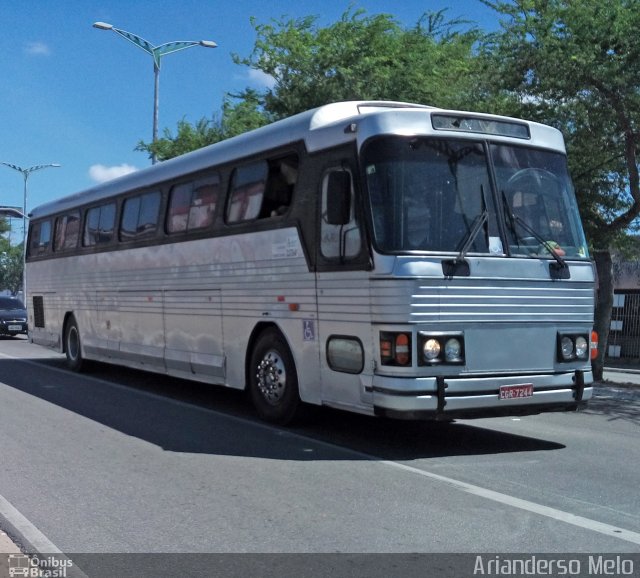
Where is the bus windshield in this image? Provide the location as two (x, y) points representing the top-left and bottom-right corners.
(363, 136), (589, 259)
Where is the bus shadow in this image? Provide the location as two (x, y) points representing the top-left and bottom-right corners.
(583, 388), (640, 426)
(0, 357), (565, 461)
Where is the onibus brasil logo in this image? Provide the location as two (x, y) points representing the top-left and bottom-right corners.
(8, 554), (73, 577)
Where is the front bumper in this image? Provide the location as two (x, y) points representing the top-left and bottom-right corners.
(0, 321), (28, 335)
(371, 370), (591, 420)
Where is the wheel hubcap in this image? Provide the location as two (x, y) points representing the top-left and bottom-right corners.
(256, 350), (286, 405)
(68, 328), (79, 360)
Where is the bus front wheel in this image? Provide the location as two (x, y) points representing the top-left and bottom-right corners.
(249, 329), (301, 425)
(65, 317), (85, 372)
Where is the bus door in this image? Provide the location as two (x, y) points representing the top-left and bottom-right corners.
(316, 163), (373, 412)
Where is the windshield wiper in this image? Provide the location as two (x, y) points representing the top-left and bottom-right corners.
(442, 208), (488, 277)
(502, 200), (570, 279)
(501, 191), (519, 244)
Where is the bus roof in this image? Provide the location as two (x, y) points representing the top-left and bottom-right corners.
(30, 100), (562, 220)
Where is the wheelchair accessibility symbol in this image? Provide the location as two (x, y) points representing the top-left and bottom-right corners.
(303, 320), (315, 341)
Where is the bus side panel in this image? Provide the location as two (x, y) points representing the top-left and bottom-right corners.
(316, 270), (375, 415)
(164, 289), (225, 380)
(217, 229), (321, 404)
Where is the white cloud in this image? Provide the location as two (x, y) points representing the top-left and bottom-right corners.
(89, 163), (138, 183)
(25, 41), (51, 56)
(247, 68), (276, 89)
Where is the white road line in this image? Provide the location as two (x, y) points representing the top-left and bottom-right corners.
(379, 460), (640, 546)
(3, 350), (640, 547)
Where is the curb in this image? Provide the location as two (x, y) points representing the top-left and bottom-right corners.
(604, 367), (640, 375)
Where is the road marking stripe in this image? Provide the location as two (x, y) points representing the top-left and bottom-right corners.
(379, 460), (640, 546)
(3, 351), (640, 547)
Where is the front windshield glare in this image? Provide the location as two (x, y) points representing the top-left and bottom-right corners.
(364, 137), (490, 253)
(493, 145), (589, 259)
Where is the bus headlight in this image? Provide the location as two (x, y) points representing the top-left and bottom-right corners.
(423, 339), (441, 362)
(557, 333), (590, 362)
(560, 336), (574, 360)
(418, 332), (465, 366)
(444, 338), (463, 363)
(575, 336), (588, 359)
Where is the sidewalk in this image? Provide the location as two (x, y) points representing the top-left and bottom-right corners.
(602, 366), (640, 387)
(0, 530), (21, 577)
(0, 531), (19, 553)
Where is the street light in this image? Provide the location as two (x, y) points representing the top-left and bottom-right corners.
(1, 162), (60, 299)
(93, 22), (217, 164)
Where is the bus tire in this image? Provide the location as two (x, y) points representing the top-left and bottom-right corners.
(249, 328), (301, 425)
(64, 316), (85, 372)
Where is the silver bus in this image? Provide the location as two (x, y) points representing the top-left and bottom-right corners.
(26, 101), (597, 424)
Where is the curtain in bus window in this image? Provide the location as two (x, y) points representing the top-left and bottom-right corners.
(226, 162), (267, 223)
(189, 176), (219, 229)
(54, 212), (80, 252)
(168, 176), (220, 234)
(167, 183), (192, 233)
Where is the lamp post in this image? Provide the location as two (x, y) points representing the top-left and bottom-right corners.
(93, 22), (217, 164)
(1, 162), (60, 300)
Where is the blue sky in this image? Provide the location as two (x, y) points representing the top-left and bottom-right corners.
(0, 0), (498, 241)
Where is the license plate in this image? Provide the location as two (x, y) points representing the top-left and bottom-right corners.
(8, 325), (22, 332)
(499, 383), (533, 400)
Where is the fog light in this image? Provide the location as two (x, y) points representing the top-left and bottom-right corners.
(560, 336), (574, 360)
(444, 338), (462, 362)
(423, 338), (441, 362)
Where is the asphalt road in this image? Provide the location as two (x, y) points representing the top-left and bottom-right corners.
(0, 337), (638, 574)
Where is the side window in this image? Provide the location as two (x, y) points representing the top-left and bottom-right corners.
(54, 212), (80, 252)
(167, 174), (220, 234)
(260, 156), (298, 218)
(84, 203), (116, 246)
(120, 192), (161, 241)
(29, 220), (52, 257)
(225, 161), (268, 223)
(321, 168), (361, 259)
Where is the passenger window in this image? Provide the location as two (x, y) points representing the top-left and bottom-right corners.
(226, 161), (268, 223)
(84, 203), (116, 246)
(54, 212), (80, 252)
(167, 174), (219, 233)
(120, 192), (161, 241)
(260, 156), (298, 218)
(29, 220), (52, 257)
(320, 168), (361, 259)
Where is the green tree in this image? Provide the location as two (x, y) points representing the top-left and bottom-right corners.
(0, 216), (9, 238)
(141, 8), (483, 161)
(478, 0), (640, 378)
(137, 91), (269, 162)
(235, 8), (481, 116)
(0, 239), (23, 296)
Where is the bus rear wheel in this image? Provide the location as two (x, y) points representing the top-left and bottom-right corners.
(65, 316), (85, 372)
(249, 329), (301, 425)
